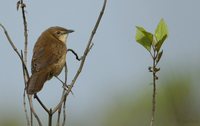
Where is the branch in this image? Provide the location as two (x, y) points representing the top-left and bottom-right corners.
(52, 0), (107, 114)
(67, 49), (82, 61)
(56, 103), (62, 126)
(0, 24), (29, 78)
(62, 64), (68, 126)
(21, 51), (30, 126)
(68, 0), (107, 92)
(34, 94), (50, 114)
(0, 24), (20, 56)
(59, 64), (68, 126)
(23, 89), (30, 126)
(28, 96), (43, 126)
(62, 98), (67, 126)
(19, 0), (28, 65)
(18, 1), (41, 126)
(0, 23), (32, 126)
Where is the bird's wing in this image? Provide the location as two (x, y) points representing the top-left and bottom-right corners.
(31, 39), (66, 73)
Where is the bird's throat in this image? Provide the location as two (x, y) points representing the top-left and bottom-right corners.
(58, 34), (68, 43)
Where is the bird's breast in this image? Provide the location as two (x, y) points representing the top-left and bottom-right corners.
(52, 54), (66, 76)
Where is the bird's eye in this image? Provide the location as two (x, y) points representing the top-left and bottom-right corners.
(56, 31), (61, 35)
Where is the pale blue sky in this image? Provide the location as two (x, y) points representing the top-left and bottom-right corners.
(0, 0), (200, 125)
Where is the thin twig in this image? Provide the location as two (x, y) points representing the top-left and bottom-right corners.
(18, 1), (41, 126)
(52, 0), (107, 114)
(62, 63), (68, 126)
(0, 24), (32, 125)
(56, 89), (66, 125)
(21, 51), (30, 126)
(2, 1), (42, 125)
(64, 63), (69, 91)
(68, 0), (107, 94)
(62, 98), (67, 126)
(23, 89), (30, 126)
(56, 103), (62, 126)
(48, 109), (53, 126)
(20, 0), (28, 65)
(28, 95), (43, 126)
(56, 63), (68, 126)
(21, 50), (30, 82)
(0, 24), (29, 78)
(55, 76), (73, 94)
(55, 76), (67, 87)
(34, 94), (50, 114)
(67, 49), (82, 61)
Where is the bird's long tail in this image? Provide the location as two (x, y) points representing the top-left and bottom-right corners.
(27, 71), (48, 94)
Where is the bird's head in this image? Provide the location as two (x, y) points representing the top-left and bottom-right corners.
(47, 26), (74, 43)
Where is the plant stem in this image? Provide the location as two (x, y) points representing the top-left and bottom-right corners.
(150, 49), (157, 126)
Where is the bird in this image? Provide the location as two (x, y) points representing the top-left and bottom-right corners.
(27, 26), (74, 94)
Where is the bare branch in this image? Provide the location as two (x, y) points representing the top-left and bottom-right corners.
(34, 94), (50, 114)
(18, 1), (41, 125)
(28, 96), (43, 126)
(62, 99), (67, 126)
(55, 76), (67, 87)
(0, 24), (29, 78)
(0, 25), (31, 126)
(68, 0), (107, 94)
(67, 49), (82, 61)
(56, 93), (66, 125)
(52, 0), (107, 114)
(21, 52), (31, 126)
(0, 24), (20, 55)
(19, 0), (28, 65)
(56, 103), (62, 126)
(20, 50), (30, 83)
(23, 89), (30, 126)
(62, 64), (68, 126)
(64, 63), (68, 84)
(48, 109), (53, 126)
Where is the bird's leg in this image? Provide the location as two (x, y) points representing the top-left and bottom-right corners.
(55, 76), (74, 95)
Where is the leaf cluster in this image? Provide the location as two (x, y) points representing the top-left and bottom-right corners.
(135, 19), (168, 64)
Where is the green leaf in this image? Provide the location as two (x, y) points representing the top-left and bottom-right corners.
(156, 50), (163, 64)
(155, 19), (168, 51)
(156, 34), (167, 52)
(135, 26), (153, 52)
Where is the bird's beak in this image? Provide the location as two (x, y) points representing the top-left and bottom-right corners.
(67, 29), (74, 33)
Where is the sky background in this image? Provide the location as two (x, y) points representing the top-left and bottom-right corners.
(0, 0), (200, 126)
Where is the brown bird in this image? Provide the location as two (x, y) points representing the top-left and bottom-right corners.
(27, 26), (74, 94)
